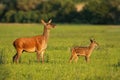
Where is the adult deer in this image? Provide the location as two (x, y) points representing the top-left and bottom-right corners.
(13, 19), (55, 63)
(69, 39), (98, 63)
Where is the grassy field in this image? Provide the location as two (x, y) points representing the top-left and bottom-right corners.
(0, 24), (120, 80)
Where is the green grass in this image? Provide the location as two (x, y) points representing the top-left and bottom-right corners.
(0, 24), (120, 80)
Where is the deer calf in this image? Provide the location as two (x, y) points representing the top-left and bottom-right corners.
(69, 39), (98, 63)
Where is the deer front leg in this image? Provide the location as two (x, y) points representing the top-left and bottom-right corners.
(41, 50), (45, 64)
(85, 56), (89, 62)
(36, 52), (40, 62)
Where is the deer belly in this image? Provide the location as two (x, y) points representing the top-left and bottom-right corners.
(76, 51), (86, 56)
(24, 47), (36, 52)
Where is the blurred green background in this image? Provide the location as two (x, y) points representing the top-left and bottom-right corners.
(0, 0), (120, 24)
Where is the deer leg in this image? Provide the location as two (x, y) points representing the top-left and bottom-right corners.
(69, 54), (74, 63)
(13, 49), (22, 63)
(36, 52), (40, 62)
(87, 57), (90, 62)
(16, 50), (22, 63)
(41, 50), (45, 64)
(69, 52), (77, 63)
(85, 56), (89, 62)
(73, 54), (78, 63)
(16, 53), (21, 63)
(13, 53), (17, 63)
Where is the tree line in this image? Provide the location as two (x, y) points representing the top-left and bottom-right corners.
(0, 0), (120, 24)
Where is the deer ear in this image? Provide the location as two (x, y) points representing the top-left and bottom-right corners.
(48, 19), (52, 23)
(90, 39), (93, 42)
(41, 19), (46, 25)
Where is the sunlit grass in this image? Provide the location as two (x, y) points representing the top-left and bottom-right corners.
(0, 24), (120, 80)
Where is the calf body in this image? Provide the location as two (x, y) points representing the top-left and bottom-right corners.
(69, 39), (98, 63)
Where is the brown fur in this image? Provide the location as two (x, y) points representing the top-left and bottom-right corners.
(69, 39), (98, 63)
(13, 19), (55, 63)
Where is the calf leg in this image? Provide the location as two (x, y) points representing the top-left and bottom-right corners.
(69, 53), (78, 63)
(74, 55), (78, 63)
(69, 54), (74, 63)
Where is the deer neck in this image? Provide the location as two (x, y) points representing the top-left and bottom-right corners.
(88, 43), (96, 53)
(42, 27), (50, 42)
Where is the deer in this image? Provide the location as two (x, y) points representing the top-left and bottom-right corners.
(69, 39), (99, 63)
(13, 19), (55, 63)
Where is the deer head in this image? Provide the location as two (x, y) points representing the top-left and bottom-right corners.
(41, 19), (55, 29)
(90, 39), (99, 47)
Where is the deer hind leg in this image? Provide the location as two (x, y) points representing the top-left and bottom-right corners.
(69, 55), (73, 63)
(13, 49), (23, 63)
(13, 53), (17, 63)
(69, 53), (75, 63)
(73, 54), (78, 63)
(69, 53), (78, 63)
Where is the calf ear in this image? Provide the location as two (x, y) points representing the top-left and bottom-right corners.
(41, 19), (46, 25)
(48, 19), (52, 23)
(90, 39), (93, 43)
